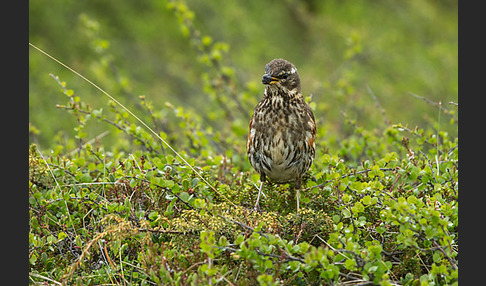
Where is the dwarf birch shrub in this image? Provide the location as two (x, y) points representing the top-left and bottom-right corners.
(29, 85), (457, 284)
(29, 1), (457, 285)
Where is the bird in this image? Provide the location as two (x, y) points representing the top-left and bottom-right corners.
(247, 58), (316, 212)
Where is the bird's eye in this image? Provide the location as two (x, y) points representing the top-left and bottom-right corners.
(281, 73), (288, 79)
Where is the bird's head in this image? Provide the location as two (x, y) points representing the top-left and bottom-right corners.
(262, 58), (302, 96)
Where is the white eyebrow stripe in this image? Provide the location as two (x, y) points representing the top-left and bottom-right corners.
(290, 67), (297, 74)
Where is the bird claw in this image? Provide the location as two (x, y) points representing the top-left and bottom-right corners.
(252, 203), (261, 213)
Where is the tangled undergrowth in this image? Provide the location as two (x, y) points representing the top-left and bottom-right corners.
(29, 91), (458, 285)
(29, 1), (457, 285)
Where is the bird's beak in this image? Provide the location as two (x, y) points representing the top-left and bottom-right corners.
(262, 74), (279, 85)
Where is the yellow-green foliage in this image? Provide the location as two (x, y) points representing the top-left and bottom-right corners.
(29, 1), (457, 285)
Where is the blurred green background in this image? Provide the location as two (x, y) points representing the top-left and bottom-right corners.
(29, 0), (458, 152)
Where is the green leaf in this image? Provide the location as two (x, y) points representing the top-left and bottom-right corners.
(352, 201), (365, 214)
(179, 191), (190, 202)
(57, 231), (67, 242)
(235, 234), (245, 245)
(218, 236), (228, 247)
(332, 215), (341, 223)
(148, 211), (159, 220)
(362, 195), (372, 205)
(46, 235), (56, 244)
(433, 251), (442, 263)
(344, 258), (356, 270)
(368, 265), (378, 273)
(264, 259), (273, 269)
(162, 179), (175, 188)
(150, 176), (161, 186)
(129, 178), (137, 188)
(342, 208), (351, 219)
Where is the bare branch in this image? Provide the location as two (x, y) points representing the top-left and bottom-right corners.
(408, 92), (456, 120)
(367, 85), (390, 126)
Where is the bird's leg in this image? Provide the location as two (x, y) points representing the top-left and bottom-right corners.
(295, 176), (302, 214)
(296, 187), (300, 213)
(254, 180), (264, 212)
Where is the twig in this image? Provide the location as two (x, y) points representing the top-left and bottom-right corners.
(367, 85), (390, 126)
(433, 241), (457, 270)
(255, 249), (305, 264)
(139, 95), (167, 156)
(68, 131), (110, 156)
(408, 92), (455, 119)
(419, 150), (438, 184)
(180, 261), (207, 277)
(388, 173), (402, 192)
(57, 103), (159, 155)
(29, 273), (62, 285)
(99, 240), (117, 285)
